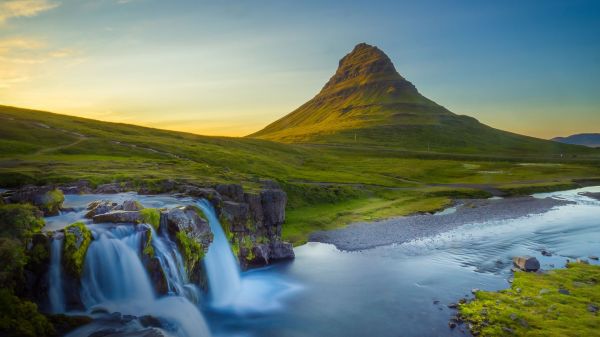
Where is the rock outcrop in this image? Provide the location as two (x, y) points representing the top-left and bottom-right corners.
(218, 182), (294, 269)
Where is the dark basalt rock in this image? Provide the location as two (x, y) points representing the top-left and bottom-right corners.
(216, 184), (245, 202)
(512, 256), (540, 272)
(60, 180), (93, 195)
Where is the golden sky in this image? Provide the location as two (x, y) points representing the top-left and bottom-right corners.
(1, 0), (598, 138)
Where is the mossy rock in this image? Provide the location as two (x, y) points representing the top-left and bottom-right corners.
(459, 262), (600, 337)
(139, 208), (160, 230)
(142, 227), (154, 258)
(175, 231), (205, 275)
(62, 222), (92, 278)
(38, 189), (65, 216)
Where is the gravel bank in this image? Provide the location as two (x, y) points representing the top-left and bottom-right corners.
(309, 196), (572, 251)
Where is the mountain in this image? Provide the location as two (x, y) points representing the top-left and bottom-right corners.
(249, 43), (594, 155)
(552, 134), (600, 148)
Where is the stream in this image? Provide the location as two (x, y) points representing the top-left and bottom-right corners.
(45, 186), (600, 337)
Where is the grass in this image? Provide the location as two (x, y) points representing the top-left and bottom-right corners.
(2, 105), (600, 245)
(459, 263), (600, 337)
(283, 189), (450, 245)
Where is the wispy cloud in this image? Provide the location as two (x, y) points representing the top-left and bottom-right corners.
(0, 37), (79, 88)
(0, 0), (60, 24)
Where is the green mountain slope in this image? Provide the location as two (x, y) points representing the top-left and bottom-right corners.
(249, 43), (594, 156)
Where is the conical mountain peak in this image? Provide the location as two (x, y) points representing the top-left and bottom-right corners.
(321, 43), (414, 95)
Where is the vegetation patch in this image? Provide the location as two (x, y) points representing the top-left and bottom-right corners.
(39, 189), (65, 216)
(142, 228), (154, 258)
(62, 222), (92, 278)
(459, 262), (600, 337)
(139, 208), (160, 230)
(175, 231), (204, 274)
(498, 182), (580, 197)
(283, 190), (450, 246)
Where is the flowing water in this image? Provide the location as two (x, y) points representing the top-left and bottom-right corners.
(44, 187), (600, 337)
(48, 235), (65, 313)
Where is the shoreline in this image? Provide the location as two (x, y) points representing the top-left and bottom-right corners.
(309, 196), (573, 251)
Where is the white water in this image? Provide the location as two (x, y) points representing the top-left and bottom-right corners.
(48, 235), (65, 313)
(78, 224), (210, 337)
(199, 200), (300, 314)
(198, 200), (242, 308)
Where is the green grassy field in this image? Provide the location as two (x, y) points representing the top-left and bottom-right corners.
(459, 262), (600, 337)
(2, 105), (600, 244)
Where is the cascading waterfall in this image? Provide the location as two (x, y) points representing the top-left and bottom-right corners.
(48, 235), (65, 313)
(197, 200), (242, 308)
(77, 224), (210, 337)
(80, 226), (155, 311)
(149, 225), (201, 302)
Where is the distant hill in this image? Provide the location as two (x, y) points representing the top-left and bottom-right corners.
(249, 43), (595, 156)
(552, 134), (600, 148)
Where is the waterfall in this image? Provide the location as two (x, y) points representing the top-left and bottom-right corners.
(48, 235), (65, 313)
(199, 199), (300, 314)
(197, 200), (242, 308)
(148, 225), (201, 301)
(80, 226), (155, 311)
(78, 224), (211, 337)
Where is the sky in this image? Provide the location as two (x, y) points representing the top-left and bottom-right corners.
(0, 0), (599, 138)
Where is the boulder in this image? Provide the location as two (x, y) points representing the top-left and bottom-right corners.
(86, 200), (118, 218)
(93, 211), (142, 224)
(512, 256), (540, 272)
(87, 200), (144, 219)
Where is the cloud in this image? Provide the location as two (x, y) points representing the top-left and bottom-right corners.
(0, 0), (60, 23)
(0, 36), (79, 88)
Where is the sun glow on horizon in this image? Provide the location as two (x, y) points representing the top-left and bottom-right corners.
(0, 0), (598, 139)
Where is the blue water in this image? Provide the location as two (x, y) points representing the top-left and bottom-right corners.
(45, 187), (600, 337)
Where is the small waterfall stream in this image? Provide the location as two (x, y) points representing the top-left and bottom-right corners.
(48, 235), (65, 313)
(198, 200), (242, 308)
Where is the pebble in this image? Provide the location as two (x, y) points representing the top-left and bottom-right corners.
(447, 303), (458, 309)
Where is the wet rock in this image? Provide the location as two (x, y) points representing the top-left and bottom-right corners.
(448, 322), (457, 329)
(216, 184), (244, 202)
(86, 200), (118, 218)
(512, 256), (540, 272)
(90, 329), (119, 337)
(471, 288), (480, 294)
(103, 328), (166, 337)
(447, 303), (458, 309)
(145, 257), (168, 295)
(590, 255), (599, 261)
(433, 300), (440, 305)
(541, 250), (552, 257)
(166, 206), (213, 276)
(121, 200), (144, 211)
(93, 211), (142, 224)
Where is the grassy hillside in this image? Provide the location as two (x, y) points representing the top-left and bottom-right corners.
(249, 43), (598, 157)
(2, 105), (600, 244)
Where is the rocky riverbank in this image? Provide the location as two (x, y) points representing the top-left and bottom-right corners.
(310, 196), (572, 251)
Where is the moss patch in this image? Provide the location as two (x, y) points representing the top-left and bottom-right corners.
(175, 231), (204, 274)
(39, 189), (65, 216)
(459, 262), (600, 337)
(139, 208), (160, 230)
(62, 222), (92, 278)
(142, 228), (154, 258)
